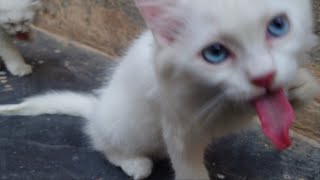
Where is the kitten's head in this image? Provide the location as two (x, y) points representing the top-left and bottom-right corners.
(135, 0), (318, 102)
(0, 0), (41, 38)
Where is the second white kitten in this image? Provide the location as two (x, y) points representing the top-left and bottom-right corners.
(0, 0), (41, 76)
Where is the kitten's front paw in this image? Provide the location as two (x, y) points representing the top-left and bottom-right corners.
(288, 68), (320, 108)
(7, 63), (33, 77)
(120, 157), (153, 180)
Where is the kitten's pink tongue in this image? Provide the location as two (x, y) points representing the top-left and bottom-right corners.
(254, 89), (295, 150)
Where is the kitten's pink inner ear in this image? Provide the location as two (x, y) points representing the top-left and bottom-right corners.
(134, 0), (181, 45)
(138, 4), (162, 22)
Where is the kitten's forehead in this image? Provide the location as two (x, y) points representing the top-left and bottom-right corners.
(180, 0), (313, 45)
(187, 0), (312, 26)
(188, 0), (311, 11)
(0, 0), (39, 24)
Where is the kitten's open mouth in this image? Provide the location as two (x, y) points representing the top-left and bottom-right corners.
(253, 89), (295, 150)
(16, 32), (31, 41)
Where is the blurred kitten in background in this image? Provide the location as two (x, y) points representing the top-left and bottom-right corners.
(0, 0), (41, 76)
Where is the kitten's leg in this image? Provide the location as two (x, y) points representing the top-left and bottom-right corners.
(107, 153), (153, 180)
(90, 132), (154, 180)
(163, 127), (210, 180)
(167, 141), (209, 180)
(288, 68), (320, 108)
(0, 30), (32, 76)
(85, 109), (155, 180)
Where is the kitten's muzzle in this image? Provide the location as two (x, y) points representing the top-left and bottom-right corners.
(15, 31), (31, 41)
(251, 72), (276, 89)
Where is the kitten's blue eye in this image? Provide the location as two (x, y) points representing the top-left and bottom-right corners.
(202, 43), (230, 64)
(267, 15), (289, 38)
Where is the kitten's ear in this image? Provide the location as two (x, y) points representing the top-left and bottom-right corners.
(134, 0), (185, 46)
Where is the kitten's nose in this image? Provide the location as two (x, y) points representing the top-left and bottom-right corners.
(251, 72), (275, 88)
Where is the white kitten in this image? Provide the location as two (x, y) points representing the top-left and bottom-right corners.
(0, 0), (41, 76)
(0, 0), (319, 180)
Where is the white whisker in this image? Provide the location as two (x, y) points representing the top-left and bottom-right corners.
(193, 92), (226, 121)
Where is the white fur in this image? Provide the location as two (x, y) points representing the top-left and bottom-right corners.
(0, 0), (319, 179)
(0, 0), (41, 76)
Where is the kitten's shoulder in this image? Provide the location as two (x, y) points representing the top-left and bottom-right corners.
(125, 31), (155, 58)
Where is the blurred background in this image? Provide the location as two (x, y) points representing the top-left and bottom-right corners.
(35, 0), (143, 57)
